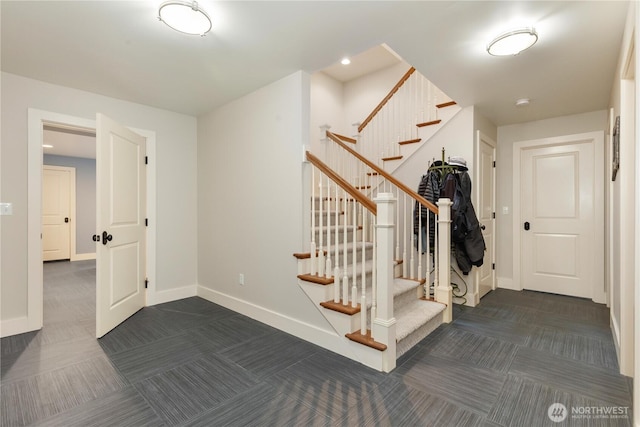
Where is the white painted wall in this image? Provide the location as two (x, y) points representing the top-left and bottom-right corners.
(310, 72), (345, 154)
(393, 106), (493, 304)
(1, 72), (198, 326)
(197, 71), (336, 342)
(496, 110), (608, 290)
(608, 0), (637, 381)
(309, 62), (409, 157)
(343, 61), (410, 131)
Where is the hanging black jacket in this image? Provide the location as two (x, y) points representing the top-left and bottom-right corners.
(451, 172), (485, 273)
(413, 167), (440, 251)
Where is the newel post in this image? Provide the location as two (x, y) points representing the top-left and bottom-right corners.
(373, 192), (396, 372)
(436, 198), (453, 323)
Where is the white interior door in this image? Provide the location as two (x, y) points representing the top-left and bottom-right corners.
(476, 132), (496, 299)
(96, 113), (146, 338)
(42, 166), (73, 261)
(520, 138), (598, 298)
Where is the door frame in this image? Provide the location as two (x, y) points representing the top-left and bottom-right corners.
(42, 165), (76, 261)
(25, 108), (157, 334)
(512, 131), (605, 303)
(475, 131), (497, 303)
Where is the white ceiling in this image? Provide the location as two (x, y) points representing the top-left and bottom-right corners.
(43, 126), (96, 159)
(1, 1), (630, 128)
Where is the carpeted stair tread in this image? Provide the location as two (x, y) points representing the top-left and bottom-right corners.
(395, 299), (445, 342)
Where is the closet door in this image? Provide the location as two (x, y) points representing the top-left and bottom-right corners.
(520, 138), (597, 298)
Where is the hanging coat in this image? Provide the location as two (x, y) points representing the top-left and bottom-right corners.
(451, 172), (485, 273)
(413, 168), (440, 251)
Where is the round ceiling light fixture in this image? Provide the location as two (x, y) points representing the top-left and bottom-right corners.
(515, 98), (530, 107)
(341, 57), (351, 65)
(158, 1), (212, 36)
(487, 27), (538, 56)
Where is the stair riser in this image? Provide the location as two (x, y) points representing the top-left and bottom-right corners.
(313, 211), (344, 226)
(314, 228), (362, 246)
(326, 247), (374, 267)
(361, 289), (422, 330)
(312, 197), (360, 211)
(394, 287), (421, 312)
(396, 314), (443, 358)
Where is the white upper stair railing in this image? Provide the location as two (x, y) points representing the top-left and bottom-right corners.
(353, 67), (456, 172)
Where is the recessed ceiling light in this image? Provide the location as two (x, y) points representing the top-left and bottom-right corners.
(341, 57), (351, 65)
(158, 1), (212, 36)
(487, 27), (538, 56)
(43, 144), (54, 148)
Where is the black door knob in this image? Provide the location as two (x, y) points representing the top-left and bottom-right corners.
(524, 221), (530, 231)
(102, 231), (113, 245)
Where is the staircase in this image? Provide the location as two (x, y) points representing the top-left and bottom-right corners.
(295, 67), (456, 372)
(296, 197), (446, 361)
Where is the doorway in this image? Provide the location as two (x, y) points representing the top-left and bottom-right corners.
(42, 165), (75, 261)
(512, 131), (605, 303)
(26, 109), (157, 338)
(475, 131), (496, 301)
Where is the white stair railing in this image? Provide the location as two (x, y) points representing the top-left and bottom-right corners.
(353, 67), (453, 169)
(325, 131), (451, 316)
(304, 132), (452, 346)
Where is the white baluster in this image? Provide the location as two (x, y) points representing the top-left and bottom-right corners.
(425, 202), (431, 298)
(371, 217), (377, 327)
(334, 181), (340, 303)
(418, 203), (423, 282)
(351, 196), (358, 308)
(395, 188), (400, 261)
(342, 190), (349, 304)
(325, 178), (332, 279)
(318, 177), (325, 277)
(403, 194), (408, 278)
(361, 205), (367, 327)
(310, 165), (316, 276)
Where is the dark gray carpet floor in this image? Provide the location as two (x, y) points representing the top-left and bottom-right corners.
(0, 260), (633, 426)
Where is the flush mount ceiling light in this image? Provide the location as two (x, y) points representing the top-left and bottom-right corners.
(515, 98), (530, 107)
(158, 1), (212, 36)
(341, 57), (351, 65)
(487, 27), (538, 56)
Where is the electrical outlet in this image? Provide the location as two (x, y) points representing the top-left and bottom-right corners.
(239, 273), (244, 285)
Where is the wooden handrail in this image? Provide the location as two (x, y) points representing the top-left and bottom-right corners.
(306, 151), (377, 215)
(326, 131), (439, 215)
(358, 67), (416, 133)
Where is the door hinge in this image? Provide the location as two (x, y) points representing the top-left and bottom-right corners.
(493, 160), (496, 167)
(145, 278), (148, 289)
(145, 156), (148, 165)
(492, 212), (495, 219)
(145, 218), (148, 227)
(492, 263), (495, 270)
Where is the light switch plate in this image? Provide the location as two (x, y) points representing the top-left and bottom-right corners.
(0, 203), (13, 215)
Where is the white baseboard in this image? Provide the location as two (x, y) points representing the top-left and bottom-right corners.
(71, 253), (96, 261)
(497, 276), (521, 291)
(146, 284), (197, 306)
(0, 316), (40, 338)
(611, 314), (621, 362)
(197, 285), (347, 356)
